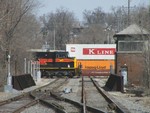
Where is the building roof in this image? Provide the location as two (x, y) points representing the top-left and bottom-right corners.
(114, 24), (149, 36)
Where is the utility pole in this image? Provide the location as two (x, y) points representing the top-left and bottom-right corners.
(53, 21), (56, 50)
(54, 28), (56, 50)
(128, 0), (130, 26)
(24, 58), (27, 74)
(149, 0), (150, 20)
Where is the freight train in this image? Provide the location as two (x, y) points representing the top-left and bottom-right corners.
(29, 49), (80, 78)
(29, 44), (116, 77)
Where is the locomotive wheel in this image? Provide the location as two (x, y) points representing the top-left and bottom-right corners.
(57, 72), (64, 78)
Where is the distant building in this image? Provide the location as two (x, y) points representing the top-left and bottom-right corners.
(113, 24), (149, 85)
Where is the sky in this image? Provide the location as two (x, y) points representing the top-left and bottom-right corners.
(36, 0), (149, 21)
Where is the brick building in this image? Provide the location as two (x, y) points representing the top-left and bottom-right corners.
(113, 24), (149, 85)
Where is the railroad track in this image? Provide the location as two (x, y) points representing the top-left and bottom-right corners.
(0, 78), (84, 113)
(0, 93), (38, 113)
(81, 76), (107, 113)
(0, 77), (132, 113)
(81, 76), (131, 113)
(0, 78), (64, 113)
(31, 78), (82, 113)
(37, 77), (109, 113)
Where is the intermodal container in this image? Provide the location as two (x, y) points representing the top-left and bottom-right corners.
(66, 44), (116, 76)
(77, 60), (115, 76)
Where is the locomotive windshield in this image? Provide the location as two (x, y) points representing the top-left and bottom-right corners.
(35, 51), (69, 59)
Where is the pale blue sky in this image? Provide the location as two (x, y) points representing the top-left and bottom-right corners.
(37, 0), (149, 21)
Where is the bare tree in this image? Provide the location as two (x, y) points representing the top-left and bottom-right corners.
(110, 6), (129, 32)
(83, 7), (106, 26)
(80, 7), (115, 44)
(77, 24), (107, 44)
(0, 0), (41, 77)
(109, 5), (150, 32)
(11, 13), (42, 74)
(131, 6), (150, 30)
(40, 8), (76, 50)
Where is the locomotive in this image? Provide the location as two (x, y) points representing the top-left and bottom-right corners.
(29, 49), (79, 78)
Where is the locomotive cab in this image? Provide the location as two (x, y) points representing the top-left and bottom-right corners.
(29, 49), (77, 78)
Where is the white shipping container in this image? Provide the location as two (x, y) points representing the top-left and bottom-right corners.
(66, 44), (116, 60)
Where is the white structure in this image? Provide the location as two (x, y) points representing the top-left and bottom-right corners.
(4, 55), (13, 93)
(66, 44), (116, 60)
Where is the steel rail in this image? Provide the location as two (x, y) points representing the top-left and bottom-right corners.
(12, 99), (39, 113)
(0, 78), (59, 113)
(90, 76), (131, 113)
(30, 78), (70, 113)
(0, 79), (59, 105)
(50, 89), (106, 113)
(0, 93), (30, 106)
(81, 76), (87, 113)
(31, 77), (106, 113)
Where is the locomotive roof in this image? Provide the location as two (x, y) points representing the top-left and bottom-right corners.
(28, 49), (66, 52)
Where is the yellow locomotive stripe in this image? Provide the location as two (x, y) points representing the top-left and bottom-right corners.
(74, 58), (77, 68)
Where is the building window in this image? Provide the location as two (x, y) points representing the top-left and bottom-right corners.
(118, 41), (144, 52)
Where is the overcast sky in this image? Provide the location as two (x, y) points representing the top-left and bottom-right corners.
(36, 0), (149, 21)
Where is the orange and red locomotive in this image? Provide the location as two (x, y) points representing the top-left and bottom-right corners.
(29, 49), (78, 78)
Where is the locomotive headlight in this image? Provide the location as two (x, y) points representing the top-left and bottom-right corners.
(59, 59), (64, 62)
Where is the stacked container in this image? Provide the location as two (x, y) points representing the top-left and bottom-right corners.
(66, 44), (116, 76)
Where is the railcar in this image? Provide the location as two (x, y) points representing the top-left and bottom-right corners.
(29, 49), (79, 78)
